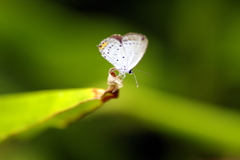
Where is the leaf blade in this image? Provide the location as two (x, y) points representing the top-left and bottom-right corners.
(0, 88), (107, 142)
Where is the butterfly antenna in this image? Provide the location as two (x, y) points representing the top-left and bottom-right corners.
(132, 72), (139, 87)
(134, 69), (150, 76)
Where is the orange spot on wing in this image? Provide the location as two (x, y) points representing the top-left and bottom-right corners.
(99, 42), (108, 50)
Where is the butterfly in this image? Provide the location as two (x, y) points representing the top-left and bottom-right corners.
(98, 33), (148, 78)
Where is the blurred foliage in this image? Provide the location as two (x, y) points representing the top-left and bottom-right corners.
(1, 0), (240, 159)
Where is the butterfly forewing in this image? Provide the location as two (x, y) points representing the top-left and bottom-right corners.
(122, 33), (148, 70)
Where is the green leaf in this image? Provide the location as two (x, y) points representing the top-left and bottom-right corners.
(0, 88), (117, 142)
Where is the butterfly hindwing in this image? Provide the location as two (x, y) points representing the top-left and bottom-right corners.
(98, 36), (127, 73)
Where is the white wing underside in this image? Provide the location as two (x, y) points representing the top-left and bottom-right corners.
(122, 34), (148, 70)
(98, 33), (148, 75)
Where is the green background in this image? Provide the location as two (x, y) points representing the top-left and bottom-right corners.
(1, 0), (240, 159)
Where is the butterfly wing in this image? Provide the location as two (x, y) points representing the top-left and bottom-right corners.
(98, 35), (128, 73)
(122, 33), (148, 71)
